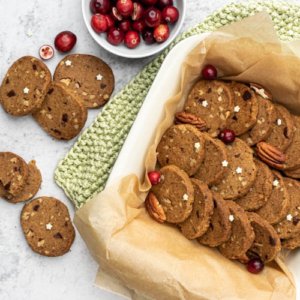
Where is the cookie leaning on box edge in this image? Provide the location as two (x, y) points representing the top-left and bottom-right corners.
(53, 54), (114, 108)
(33, 82), (88, 140)
(178, 179), (214, 239)
(193, 133), (228, 186)
(157, 124), (205, 176)
(0, 56), (51, 116)
(183, 80), (234, 137)
(21, 197), (75, 257)
(218, 201), (255, 263)
(150, 165), (194, 223)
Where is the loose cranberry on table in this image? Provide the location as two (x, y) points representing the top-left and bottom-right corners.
(162, 6), (179, 24)
(218, 129), (236, 144)
(144, 7), (161, 28)
(54, 31), (77, 52)
(201, 64), (218, 80)
(90, 0), (111, 14)
(124, 30), (141, 48)
(39, 45), (54, 60)
(148, 171), (161, 185)
(246, 258), (264, 274)
(116, 0), (134, 17)
(154, 24), (170, 43)
(107, 27), (124, 45)
(91, 14), (108, 33)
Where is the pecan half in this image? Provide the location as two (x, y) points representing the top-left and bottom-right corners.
(249, 83), (272, 100)
(175, 111), (207, 131)
(145, 192), (166, 223)
(256, 142), (286, 170)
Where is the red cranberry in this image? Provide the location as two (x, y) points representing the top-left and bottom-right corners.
(218, 129), (236, 144)
(112, 7), (123, 21)
(39, 45), (54, 60)
(142, 29), (155, 44)
(144, 7), (161, 28)
(90, 0), (111, 14)
(132, 19), (146, 33)
(132, 2), (144, 21)
(246, 258), (264, 274)
(124, 30), (141, 49)
(142, 0), (158, 5)
(54, 31), (77, 52)
(107, 27), (124, 45)
(162, 6), (179, 24)
(116, 0), (134, 17)
(91, 14), (108, 33)
(157, 0), (173, 8)
(202, 64), (218, 80)
(105, 14), (115, 28)
(153, 24), (170, 43)
(148, 171), (161, 185)
(119, 19), (132, 32)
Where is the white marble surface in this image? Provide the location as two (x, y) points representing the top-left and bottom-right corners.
(1, 0), (300, 299)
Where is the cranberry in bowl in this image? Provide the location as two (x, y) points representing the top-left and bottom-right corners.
(82, 0), (186, 58)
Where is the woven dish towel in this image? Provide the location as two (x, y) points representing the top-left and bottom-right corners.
(55, 0), (300, 208)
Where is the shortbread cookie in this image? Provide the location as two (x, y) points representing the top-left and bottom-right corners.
(212, 138), (257, 200)
(265, 104), (295, 151)
(0, 56), (51, 116)
(273, 178), (300, 239)
(281, 235), (300, 250)
(246, 212), (281, 263)
(179, 179), (214, 239)
(184, 80), (234, 137)
(284, 167), (300, 179)
(151, 165), (194, 223)
(21, 197), (75, 257)
(54, 54), (114, 108)
(157, 124), (205, 176)
(198, 192), (231, 247)
(0, 152), (29, 197)
(235, 160), (273, 211)
(33, 82), (87, 140)
(255, 171), (290, 225)
(193, 133), (228, 186)
(219, 201), (255, 262)
(8, 161), (42, 203)
(226, 82), (259, 136)
(240, 97), (276, 146)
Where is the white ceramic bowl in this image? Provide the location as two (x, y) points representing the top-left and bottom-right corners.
(82, 0), (186, 59)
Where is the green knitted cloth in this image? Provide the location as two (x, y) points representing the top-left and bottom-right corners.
(55, 1), (300, 208)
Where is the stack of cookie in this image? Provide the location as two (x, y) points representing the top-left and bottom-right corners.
(146, 80), (300, 267)
(0, 54), (114, 140)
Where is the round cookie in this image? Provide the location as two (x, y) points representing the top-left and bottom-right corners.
(157, 124), (205, 176)
(255, 171), (290, 225)
(151, 165), (194, 223)
(240, 97), (276, 146)
(246, 212), (281, 263)
(54, 54), (114, 108)
(235, 160), (273, 211)
(226, 82), (259, 136)
(281, 235), (300, 250)
(178, 179), (214, 239)
(273, 178), (300, 239)
(218, 201), (255, 262)
(33, 82), (87, 140)
(21, 197), (75, 257)
(0, 56), (51, 116)
(193, 133), (228, 186)
(198, 192), (232, 247)
(8, 160), (42, 203)
(265, 104), (295, 152)
(0, 152), (29, 197)
(211, 138), (257, 200)
(284, 167), (300, 179)
(183, 80), (234, 137)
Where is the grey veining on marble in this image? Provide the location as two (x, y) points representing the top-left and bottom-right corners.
(1, 1), (300, 300)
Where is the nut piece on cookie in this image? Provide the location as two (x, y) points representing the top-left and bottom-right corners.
(174, 111), (207, 131)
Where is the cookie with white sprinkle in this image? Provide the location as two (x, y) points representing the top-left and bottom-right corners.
(33, 82), (87, 140)
(54, 54), (114, 108)
(157, 124), (205, 176)
(150, 165), (194, 223)
(212, 138), (257, 200)
(21, 197), (75, 257)
(183, 80), (234, 137)
(0, 56), (51, 116)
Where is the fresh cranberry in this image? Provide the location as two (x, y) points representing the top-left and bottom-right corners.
(142, 0), (158, 5)
(157, 0), (173, 8)
(153, 24), (169, 43)
(119, 20), (132, 32)
(246, 258), (264, 274)
(162, 6), (179, 23)
(90, 0), (111, 14)
(54, 31), (77, 52)
(116, 0), (134, 17)
(132, 2), (144, 21)
(148, 171), (161, 185)
(132, 19), (146, 33)
(112, 7), (123, 21)
(124, 30), (141, 48)
(201, 64), (218, 80)
(144, 7), (161, 28)
(91, 14), (108, 33)
(107, 27), (124, 45)
(218, 129), (236, 144)
(105, 14), (115, 28)
(39, 45), (54, 60)
(142, 29), (155, 44)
